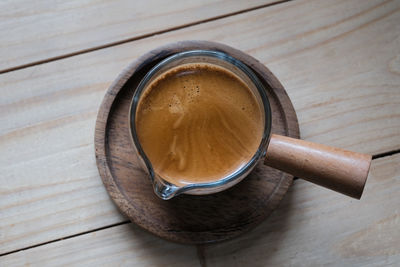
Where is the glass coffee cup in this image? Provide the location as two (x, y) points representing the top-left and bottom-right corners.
(129, 50), (371, 200)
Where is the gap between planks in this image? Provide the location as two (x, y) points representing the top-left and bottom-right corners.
(196, 245), (208, 267)
(372, 148), (400, 160)
(0, 221), (130, 257)
(1, 149), (398, 259)
(0, 0), (292, 75)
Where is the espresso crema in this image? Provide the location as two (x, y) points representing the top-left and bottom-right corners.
(136, 63), (263, 185)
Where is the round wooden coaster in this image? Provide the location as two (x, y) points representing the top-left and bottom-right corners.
(95, 41), (299, 244)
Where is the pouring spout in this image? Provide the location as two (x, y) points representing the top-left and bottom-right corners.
(153, 178), (180, 200)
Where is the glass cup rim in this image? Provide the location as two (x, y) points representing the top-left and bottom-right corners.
(129, 50), (272, 197)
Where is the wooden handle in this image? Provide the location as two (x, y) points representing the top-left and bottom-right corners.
(264, 134), (372, 199)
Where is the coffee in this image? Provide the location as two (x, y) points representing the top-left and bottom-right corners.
(136, 63), (263, 185)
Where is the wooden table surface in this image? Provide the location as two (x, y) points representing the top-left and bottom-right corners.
(1, 0), (399, 266)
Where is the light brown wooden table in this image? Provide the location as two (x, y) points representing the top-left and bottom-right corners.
(1, 0), (399, 266)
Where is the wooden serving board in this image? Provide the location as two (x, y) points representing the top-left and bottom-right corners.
(95, 41), (299, 244)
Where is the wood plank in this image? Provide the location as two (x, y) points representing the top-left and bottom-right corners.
(1, 0), (400, 254)
(1, 155), (398, 266)
(0, 224), (200, 266)
(0, 0), (275, 72)
(202, 154), (400, 266)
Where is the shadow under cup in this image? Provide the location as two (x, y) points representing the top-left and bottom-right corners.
(129, 50), (272, 200)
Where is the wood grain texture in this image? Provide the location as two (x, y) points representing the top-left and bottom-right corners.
(95, 41), (299, 244)
(1, 154), (398, 266)
(0, 0), (276, 72)
(0, 224), (201, 266)
(265, 134), (371, 199)
(1, 0), (399, 255)
(203, 154), (400, 266)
